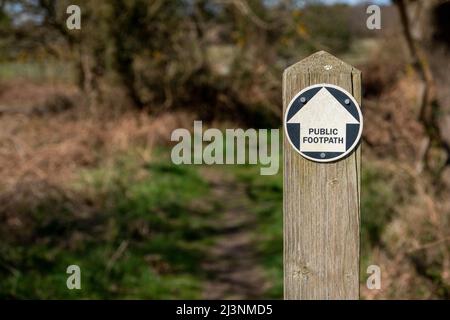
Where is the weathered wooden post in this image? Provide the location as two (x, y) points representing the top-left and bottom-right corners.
(283, 51), (362, 299)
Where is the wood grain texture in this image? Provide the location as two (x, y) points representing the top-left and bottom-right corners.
(283, 51), (361, 300)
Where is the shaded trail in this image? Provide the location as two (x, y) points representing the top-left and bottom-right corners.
(201, 169), (269, 299)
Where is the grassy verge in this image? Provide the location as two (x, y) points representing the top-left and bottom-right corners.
(0, 146), (403, 299)
(228, 160), (402, 299)
(0, 150), (216, 299)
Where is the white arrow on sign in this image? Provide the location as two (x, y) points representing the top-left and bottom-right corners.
(287, 87), (359, 153)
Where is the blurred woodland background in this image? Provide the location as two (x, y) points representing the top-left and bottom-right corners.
(0, 0), (449, 299)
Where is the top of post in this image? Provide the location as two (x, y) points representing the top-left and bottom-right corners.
(283, 50), (360, 75)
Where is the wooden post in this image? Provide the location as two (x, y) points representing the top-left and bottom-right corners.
(283, 51), (361, 300)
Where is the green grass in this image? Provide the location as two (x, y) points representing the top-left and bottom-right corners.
(359, 164), (401, 276)
(231, 164), (283, 299)
(0, 61), (76, 83)
(0, 151), (215, 299)
(0, 146), (403, 299)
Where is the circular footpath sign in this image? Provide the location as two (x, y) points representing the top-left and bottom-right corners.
(284, 83), (363, 163)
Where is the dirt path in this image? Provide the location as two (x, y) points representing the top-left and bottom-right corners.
(201, 169), (269, 299)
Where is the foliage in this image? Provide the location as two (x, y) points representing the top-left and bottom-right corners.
(2, 0), (355, 125)
(0, 152), (214, 299)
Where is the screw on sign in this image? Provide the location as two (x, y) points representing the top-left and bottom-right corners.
(284, 84), (363, 162)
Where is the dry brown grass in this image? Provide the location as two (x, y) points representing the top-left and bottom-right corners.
(0, 81), (196, 243)
(0, 110), (192, 188)
(0, 80), (79, 113)
(364, 75), (427, 162)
